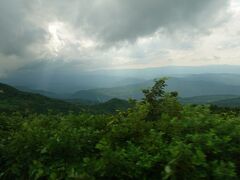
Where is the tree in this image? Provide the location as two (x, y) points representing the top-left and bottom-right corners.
(142, 78), (181, 120)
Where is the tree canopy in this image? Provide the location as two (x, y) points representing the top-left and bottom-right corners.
(1, 79), (240, 179)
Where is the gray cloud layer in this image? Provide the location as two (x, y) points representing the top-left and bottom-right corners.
(80, 0), (228, 43)
(0, 0), (45, 56)
(38, 0), (228, 43)
(0, 0), (231, 76)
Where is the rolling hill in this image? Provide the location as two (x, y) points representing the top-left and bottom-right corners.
(72, 76), (240, 101)
(0, 83), (84, 114)
(0, 82), (133, 114)
(1, 80), (240, 116)
(212, 97), (240, 107)
(179, 95), (240, 105)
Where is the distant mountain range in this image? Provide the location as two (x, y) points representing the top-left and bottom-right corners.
(2, 65), (240, 94)
(71, 74), (240, 101)
(0, 83), (132, 114)
(3, 72), (240, 104)
(2, 65), (240, 111)
(1, 81), (240, 114)
(212, 97), (240, 107)
(1, 80), (240, 115)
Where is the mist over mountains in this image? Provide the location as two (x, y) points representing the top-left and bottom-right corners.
(1, 65), (240, 102)
(72, 75), (240, 101)
(1, 65), (240, 93)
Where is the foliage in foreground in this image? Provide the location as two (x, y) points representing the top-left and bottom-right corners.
(1, 79), (240, 179)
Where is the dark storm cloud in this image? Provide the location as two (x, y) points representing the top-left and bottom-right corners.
(26, 0), (229, 44)
(76, 0), (229, 43)
(0, 0), (231, 75)
(0, 0), (45, 57)
(0, 0), (229, 55)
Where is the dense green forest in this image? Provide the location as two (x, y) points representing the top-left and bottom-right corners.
(1, 79), (240, 179)
(0, 83), (84, 114)
(0, 83), (132, 114)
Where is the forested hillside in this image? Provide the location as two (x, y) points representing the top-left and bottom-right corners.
(0, 83), (83, 114)
(1, 79), (240, 179)
(0, 83), (132, 114)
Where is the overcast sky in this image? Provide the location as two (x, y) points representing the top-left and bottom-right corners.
(0, 0), (239, 77)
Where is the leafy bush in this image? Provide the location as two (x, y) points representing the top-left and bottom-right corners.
(1, 79), (240, 179)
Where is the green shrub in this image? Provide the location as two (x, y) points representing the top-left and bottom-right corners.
(1, 79), (240, 179)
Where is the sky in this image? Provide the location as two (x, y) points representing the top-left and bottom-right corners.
(0, 0), (240, 78)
